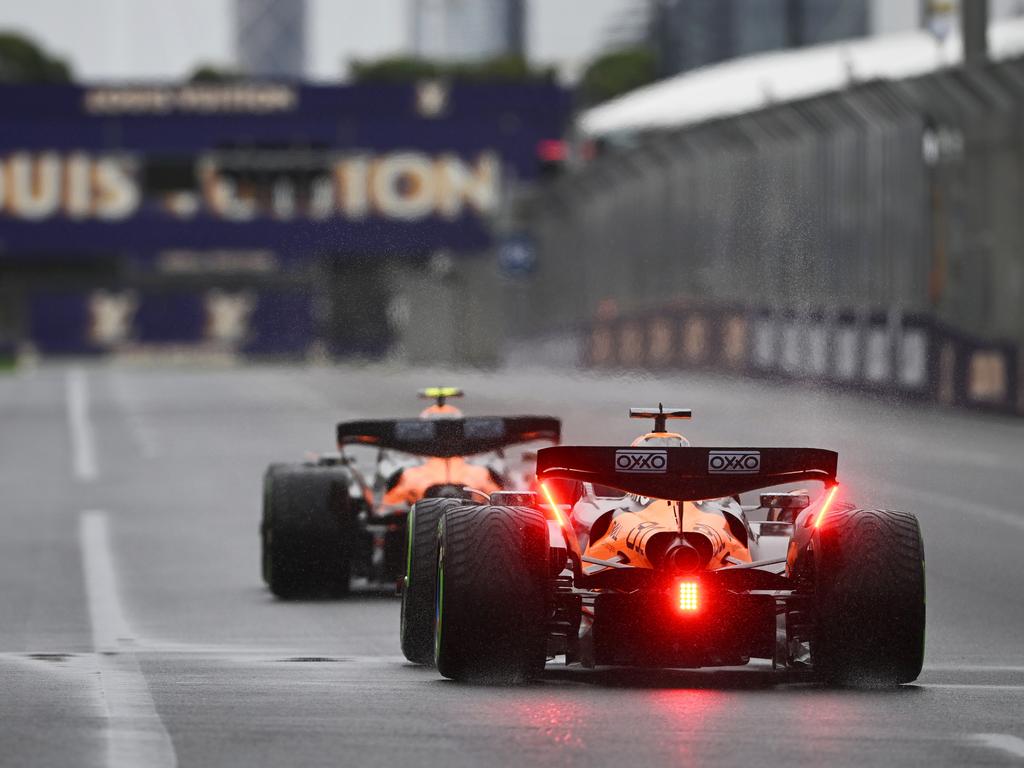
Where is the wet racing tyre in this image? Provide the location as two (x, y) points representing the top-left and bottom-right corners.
(400, 497), (465, 665)
(434, 505), (550, 684)
(812, 507), (925, 686)
(261, 463), (354, 599)
(261, 463), (290, 587)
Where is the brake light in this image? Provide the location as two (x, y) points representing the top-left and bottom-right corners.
(540, 481), (567, 528)
(677, 580), (699, 612)
(814, 484), (840, 529)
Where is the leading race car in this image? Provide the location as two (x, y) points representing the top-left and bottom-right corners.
(261, 388), (560, 598)
(400, 405), (926, 685)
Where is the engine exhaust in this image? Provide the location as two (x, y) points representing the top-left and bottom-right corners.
(648, 532), (712, 573)
(665, 540), (703, 573)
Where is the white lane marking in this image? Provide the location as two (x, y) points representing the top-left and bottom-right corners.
(80, 511), (134, 652)
(926, 665), (1024, 673)
(66, 368), (98, 481)
(110, 372), (160, 459)
(969, 734), (1024, 760)
(921, 684), (1024, 691)
(80, 511), (177, 768)
(95, 654), (177, 768)
(875, 481), (1024, 534)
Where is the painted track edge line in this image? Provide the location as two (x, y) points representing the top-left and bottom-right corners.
(79, 510), (177, 768)
(968, 734), (1024, 759)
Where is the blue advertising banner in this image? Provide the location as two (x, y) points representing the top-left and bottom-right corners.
(28, 288), (316, 356)
(0, 82), (571, 260)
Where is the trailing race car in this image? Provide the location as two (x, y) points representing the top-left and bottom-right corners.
(400, 405), (925, 685)
(261, 388), (560, 599)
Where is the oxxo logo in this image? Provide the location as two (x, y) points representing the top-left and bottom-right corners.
(708, 450), (761, 474)
(615, 449), (667, 473)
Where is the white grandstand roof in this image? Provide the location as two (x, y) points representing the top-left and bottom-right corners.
(578, 17), (1024, 138)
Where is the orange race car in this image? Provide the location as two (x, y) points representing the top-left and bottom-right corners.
(378, 390), (503, 512)
(400, 405), (926, 686)
(260, 388), (560, 598)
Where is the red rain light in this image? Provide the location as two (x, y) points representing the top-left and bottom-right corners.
(814, 484), (840, 529)
(677, 580), (699, 612)
(540, 481), (567, 528)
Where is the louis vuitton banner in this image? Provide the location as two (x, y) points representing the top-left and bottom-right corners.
(0, 83), (571, 257)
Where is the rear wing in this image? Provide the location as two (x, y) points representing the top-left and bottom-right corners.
(337, 416), (560, 458)
(537, 446), (837, 501)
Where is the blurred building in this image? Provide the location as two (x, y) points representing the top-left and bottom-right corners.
(236, 0), (307, 78)
(646, 0), (1024, 76)
(411, 0), (524, 60)
(648, 0), (868, 76)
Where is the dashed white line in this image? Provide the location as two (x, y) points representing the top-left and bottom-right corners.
(921, 683), (1024, 691)
(80, 511), (177, 768)
(110, 372), (161, 459)
(80, 511), (134, 652)
(66, 368), (98, 482)
(926, 664), (1024, 673)
(876, 481), (1024, 534)
(969, 734), (1024, 760)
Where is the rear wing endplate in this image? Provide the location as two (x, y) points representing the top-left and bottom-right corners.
(337, 416), (560, 458)
(537, 446), (837, 501)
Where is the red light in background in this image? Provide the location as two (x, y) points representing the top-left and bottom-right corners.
(677, 580), (699, 612)
(814, 484), (840, 529)
(540, 481), (567, 528)
(537, 139), (567, 163)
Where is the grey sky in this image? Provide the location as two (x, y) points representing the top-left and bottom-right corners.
(0, 0), (633, 82)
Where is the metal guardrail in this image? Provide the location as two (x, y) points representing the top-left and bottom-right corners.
(517, 56), (1024, 357)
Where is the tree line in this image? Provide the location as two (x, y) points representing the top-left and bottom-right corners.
(0, 29), (655, 105)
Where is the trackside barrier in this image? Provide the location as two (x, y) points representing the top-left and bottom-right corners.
(26, 288), (315, 358)
(578, 306), (1022, 417)
(516, 57), (1024, 389)
(504, 331), (584, 370)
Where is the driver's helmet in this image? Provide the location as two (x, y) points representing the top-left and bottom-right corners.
(631, 431), (690, 447)
(419, 403), (463, 419)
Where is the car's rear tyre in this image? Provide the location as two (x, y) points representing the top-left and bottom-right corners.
(261, 463), (290, 586)
(400, 497), (465, 665)
(261, 463), (353, 599)
(434, 505), (550, 684)
(812, 507), (925, 685)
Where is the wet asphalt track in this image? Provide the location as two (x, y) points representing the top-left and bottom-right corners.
(2, 362), (1024, 768)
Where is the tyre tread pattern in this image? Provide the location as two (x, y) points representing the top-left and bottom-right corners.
(814, 507), (925, 685)
(400, 497), (465, 664)
(436, 505), (549, 684)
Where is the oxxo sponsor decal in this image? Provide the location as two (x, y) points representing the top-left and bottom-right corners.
(615, 449), (667, 473)
(708, 450), (761, 474)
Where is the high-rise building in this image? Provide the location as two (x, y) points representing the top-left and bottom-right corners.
(648, 0), (869, 77)
(236, 0), (307, 79)
(646, 0), (1024, 77)
(411, 0), (525, 61)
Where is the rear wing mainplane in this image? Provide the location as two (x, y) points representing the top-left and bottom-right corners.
(536, 446), (837, 501)
(337, 416), (561, 458)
